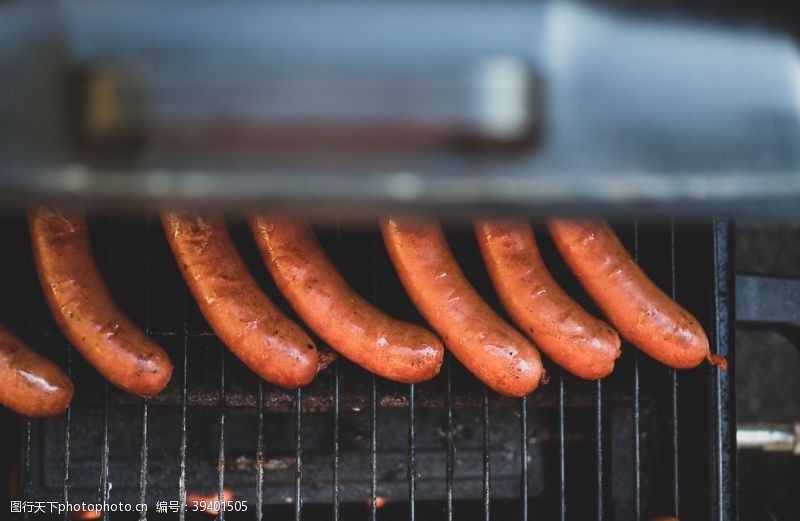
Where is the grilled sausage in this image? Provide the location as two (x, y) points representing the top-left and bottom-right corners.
(475, 219), (621, 379)
(546, 219), (725, 369)
(250, 216), (444, 383)
(0, 324), (73, 417)
(29, 208), (173, 397)
(162, 212), (319, 388)
(380, 217), (544, 397)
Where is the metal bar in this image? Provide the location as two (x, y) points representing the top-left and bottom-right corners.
(482, 386), (491, 521)
(408, 383), (416, 521)
(294, 387), (303, 521)
(711, 218), (736, 521)
(670, 219), (680, 517)
(445, 357), (454, 521)
(735, 274), (800, 329)
(100, 216), (113, 521)
(332, 218), (342, 521)
(216, 345), (226, 521)
(178, 300), (189, 521)
(22, 419), (31, 521)
(596, 379), (603, 521)
(370, 375), (378, 521)
(520, 396), (528, 521)
(139, 216), (152, 521)
(100, 382), (111, 521)
(332, 363), (340, 521)
(558, 374), (566, 521)
(23, 224), (35, 521)
(737, 423), (799, 452)
(369, 232), (378, 521)
(632, 218), (641, 521)
(255, 380), (264, 521)
(61, 346), (73, 521)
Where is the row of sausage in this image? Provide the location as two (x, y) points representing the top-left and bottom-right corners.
(1, 209), (725, 418)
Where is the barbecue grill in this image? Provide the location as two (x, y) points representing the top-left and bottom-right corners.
(12, 0), (800, 518)
(0, 214), (734, 520)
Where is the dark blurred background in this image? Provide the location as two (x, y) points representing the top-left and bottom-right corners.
(736, 221), (800, 521)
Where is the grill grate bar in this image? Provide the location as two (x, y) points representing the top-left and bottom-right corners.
(558, 374), (566, 521)
(370, 235), (379, 521)
(482, 386), (491, 521)
(100, 383), (111, 521)
(332, 218), (342, 521)
(596, 379), (603, 521)
(445, 356), (454, 521)
(408, 383), (416, 521)
(23, 419), (31, 521)
(61, 346), (73, 521)
(670, 219), (680, 517)
(216, 345), (227, 521)
(23, 229), (35, 521)
(100, 216), (114, 521)
(370, 375), (378, 521)
(178, 299), (189, 521)
(711, 219), (735, 521)
(332, 363), (341, 521)
(633, 218), (642, 521)
(139, 217), (152, 521)
(255, 380), (265, 521)
(520, 396), (528, 521)
(294, 387), (303, 521)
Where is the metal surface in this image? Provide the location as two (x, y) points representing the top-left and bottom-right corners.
(736, 274), (800, 331)
(1, 1), (800, 215)
(737, 424), (800, 454)
(8, 215), (736, 520)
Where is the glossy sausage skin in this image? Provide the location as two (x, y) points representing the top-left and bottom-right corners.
(476, 219), (621, 380)
(251, 216), (444, 384)
(547, 219), (723, 369)
(29, 208), (173, 397)
(162, 212), (319, 388)
(0, 325), (73, 417)
(381, 217), (544, 397)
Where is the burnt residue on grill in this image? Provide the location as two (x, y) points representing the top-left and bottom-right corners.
(0, 213), (735, 520)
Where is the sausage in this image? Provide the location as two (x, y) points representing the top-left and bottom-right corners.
(380, 217), (544, 397)
(0, 324), (73, 417)
(250, 216), (444, 384)
(29, 208), (173, 397)
(475, 219), (621, 380)
(161, 212), (319, 388)
(546, 219), (724, 369)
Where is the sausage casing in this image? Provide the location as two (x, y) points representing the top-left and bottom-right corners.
(162, 212), (319, 388)
(381, 217), (544, 397)
(251, 216), (444, 384)
(547, 219), (721, 369)
(476, 219), (621, 379)
(29, 208), (173, 397)
(0, 324), (73, 417)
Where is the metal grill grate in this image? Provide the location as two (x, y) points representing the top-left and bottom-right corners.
(3, 214), (735, 520)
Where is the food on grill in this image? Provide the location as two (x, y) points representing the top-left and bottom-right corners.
(29, 208), (173, 397)
(547, 218), (724, 369)
(251, 216), (444, 384)
(380, 217), (544, 397)
(0, 324), (73, 417)
(162, 212), (320, 388)
(475, 219), (622, 380)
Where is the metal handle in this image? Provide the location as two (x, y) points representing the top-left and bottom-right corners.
(737, 423), (800, 454)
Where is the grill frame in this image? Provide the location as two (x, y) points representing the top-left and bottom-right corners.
(5, 214), (736, 521)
